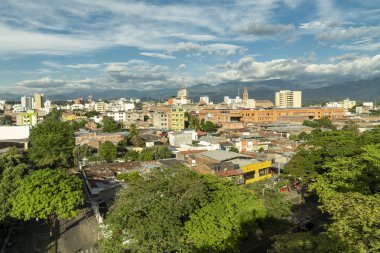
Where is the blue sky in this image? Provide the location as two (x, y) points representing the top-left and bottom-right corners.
(1, 0), (380, 94)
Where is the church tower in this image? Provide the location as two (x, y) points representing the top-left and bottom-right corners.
(243, 86), (249, 102)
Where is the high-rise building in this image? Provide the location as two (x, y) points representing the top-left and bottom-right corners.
(21, 96), (34, 110)
(275, 90), (302, 108)
(34, 93), (44, 110)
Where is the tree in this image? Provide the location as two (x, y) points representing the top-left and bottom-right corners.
(127, 124), (144, 147)
(103, 116), (123, 133)
(98, 141), (117, 162)
(11, 169), (83, 236)
(184, 176), (266, 252)
(0, 115), (12, 125)
(0, 148), (28, 220)
(98, 167), (266, 253)
(29, 117), (75, 168)
(124, 150), (140, 161)
(303, 117), (336, 130)
(202, 121), (217, 133)
(85, 110), (100, 118)
(116, 171), (141, 183)
(342, 120), (359, 132)
(229, 147), (239, 153)
(73, 144), (92, 165)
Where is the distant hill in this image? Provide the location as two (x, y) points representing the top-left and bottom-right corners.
(2, 77), (380, 103)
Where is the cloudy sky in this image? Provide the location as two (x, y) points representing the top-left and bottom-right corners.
(1, 0), (380, 94)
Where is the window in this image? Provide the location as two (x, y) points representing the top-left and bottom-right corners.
(259, 168), (269, 177)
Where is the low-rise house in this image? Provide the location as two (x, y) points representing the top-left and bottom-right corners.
(168, 130), (197, 147)
(192, 150), (272, 184)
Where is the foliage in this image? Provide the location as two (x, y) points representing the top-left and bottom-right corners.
(0, 148), (28, 220)
(73, 144), (92, 165)
(102, 116), (123, 133)
(29, 117), (75, 168)
(98, 141), (117, 162)
(124, 150), (140, 161)
(188, 114), (218, 132)
(116, 171), (141, 183)
(99, 167), (265, 253)
(0, 115), (12, 125)
(127, 124), (144, 147)
(70, 120), (87, 131)
(134, 101), (143, 110)
(302, 117), (336, 130)
(46, 110), (62, 121)
(85, 110), (100, 118)
(342, 120), (359, 132)
(11, 169), (83, 223)
(246, 179), (292, 219)
(184, 176), (266, 252)
(229, 147), (239, 153)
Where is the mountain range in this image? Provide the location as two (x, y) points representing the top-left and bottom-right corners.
(1, 77), (380, 104)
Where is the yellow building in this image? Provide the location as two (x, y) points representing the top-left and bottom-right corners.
(34, 93), (44, 110)
(169, 107), (185, 131)
(230, 159), (272, 184)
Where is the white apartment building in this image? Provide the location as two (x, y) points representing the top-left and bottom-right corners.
(326, 98), (356, 110)
(0, 100), (6, 111)
(199, 96), (210, 105)
(152, 111), (169, 129)
(21, 96), (34, 110)
(275, 90), (302, 108)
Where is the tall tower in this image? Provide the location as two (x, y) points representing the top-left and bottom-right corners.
(34, 93), (44, 110)
(243, 86), (249, 102)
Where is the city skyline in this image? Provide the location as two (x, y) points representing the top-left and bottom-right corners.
(1, 0), (380, 95)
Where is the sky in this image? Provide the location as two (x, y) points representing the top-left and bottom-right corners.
(1, 0), (380, 95)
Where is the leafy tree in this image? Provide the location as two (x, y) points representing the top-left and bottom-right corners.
(103, 116), (123, 133)
(46, 109), (62, 121)
(70, 119), (87, 131)
(11, 169), (83, 236)
(303, 117), (336, 130)
(201, 121), (217, 133)
(98, 141), (117, 162)
(342, 120), (359, 132)
(124, 150), (140, 161)
(288, 134), (298, 141)
(0, 148), (28, 220)
(138, 149), (154, 161)
(99, 167), (265, 253)
(116, 171), (141, 183)
(29, 117), (75, 168)
(85, 110), (100, 118)
(0, 115), (12, 125)
(184, 176), (266, 252)
(127, 124), (144, 147)
(73, 144), (92, 165)
(134, 101), (143, 110)
(229, 147), (239, 153)
(246, 179), (292, 219)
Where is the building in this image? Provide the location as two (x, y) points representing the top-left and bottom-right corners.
(169, 107), (185, 131)
(15, 111), (38, 126)
(34, 93), (44, 110)
(197, 107), (344, 127)
(124, 111), (144, 127)
(255, 100), (274, 108)
(193, 150), (272, 184)
(0, 125), (30, 151)
(95, 101), (108, 113)
(0, 100), (6, 111)
(168, 130), (197, 147)
(177, 88), (188, 98)
(21, 96), (34, 110)
(152, 111), (169, 129)
(199, 96), (210, 105)
(75, 131), (125, 148)
(275, 90), (302, 108)
(326, 98), (356, 110)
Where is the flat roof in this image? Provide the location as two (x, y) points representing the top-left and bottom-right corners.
(0, 126), (30, 141)
(199, 150), (250, 162)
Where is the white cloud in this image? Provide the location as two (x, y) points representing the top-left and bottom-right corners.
(140, 52), (176, 60)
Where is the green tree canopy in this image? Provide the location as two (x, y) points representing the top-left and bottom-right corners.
(11, 169), (83, 227)
(98, 141), (117, 162)
(73, 144), (92, 165)
(99, 167), (266, 253)
(103, 116), (123, 133)
(29, 117), (75, 168)
(0, 148), (28, 220)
